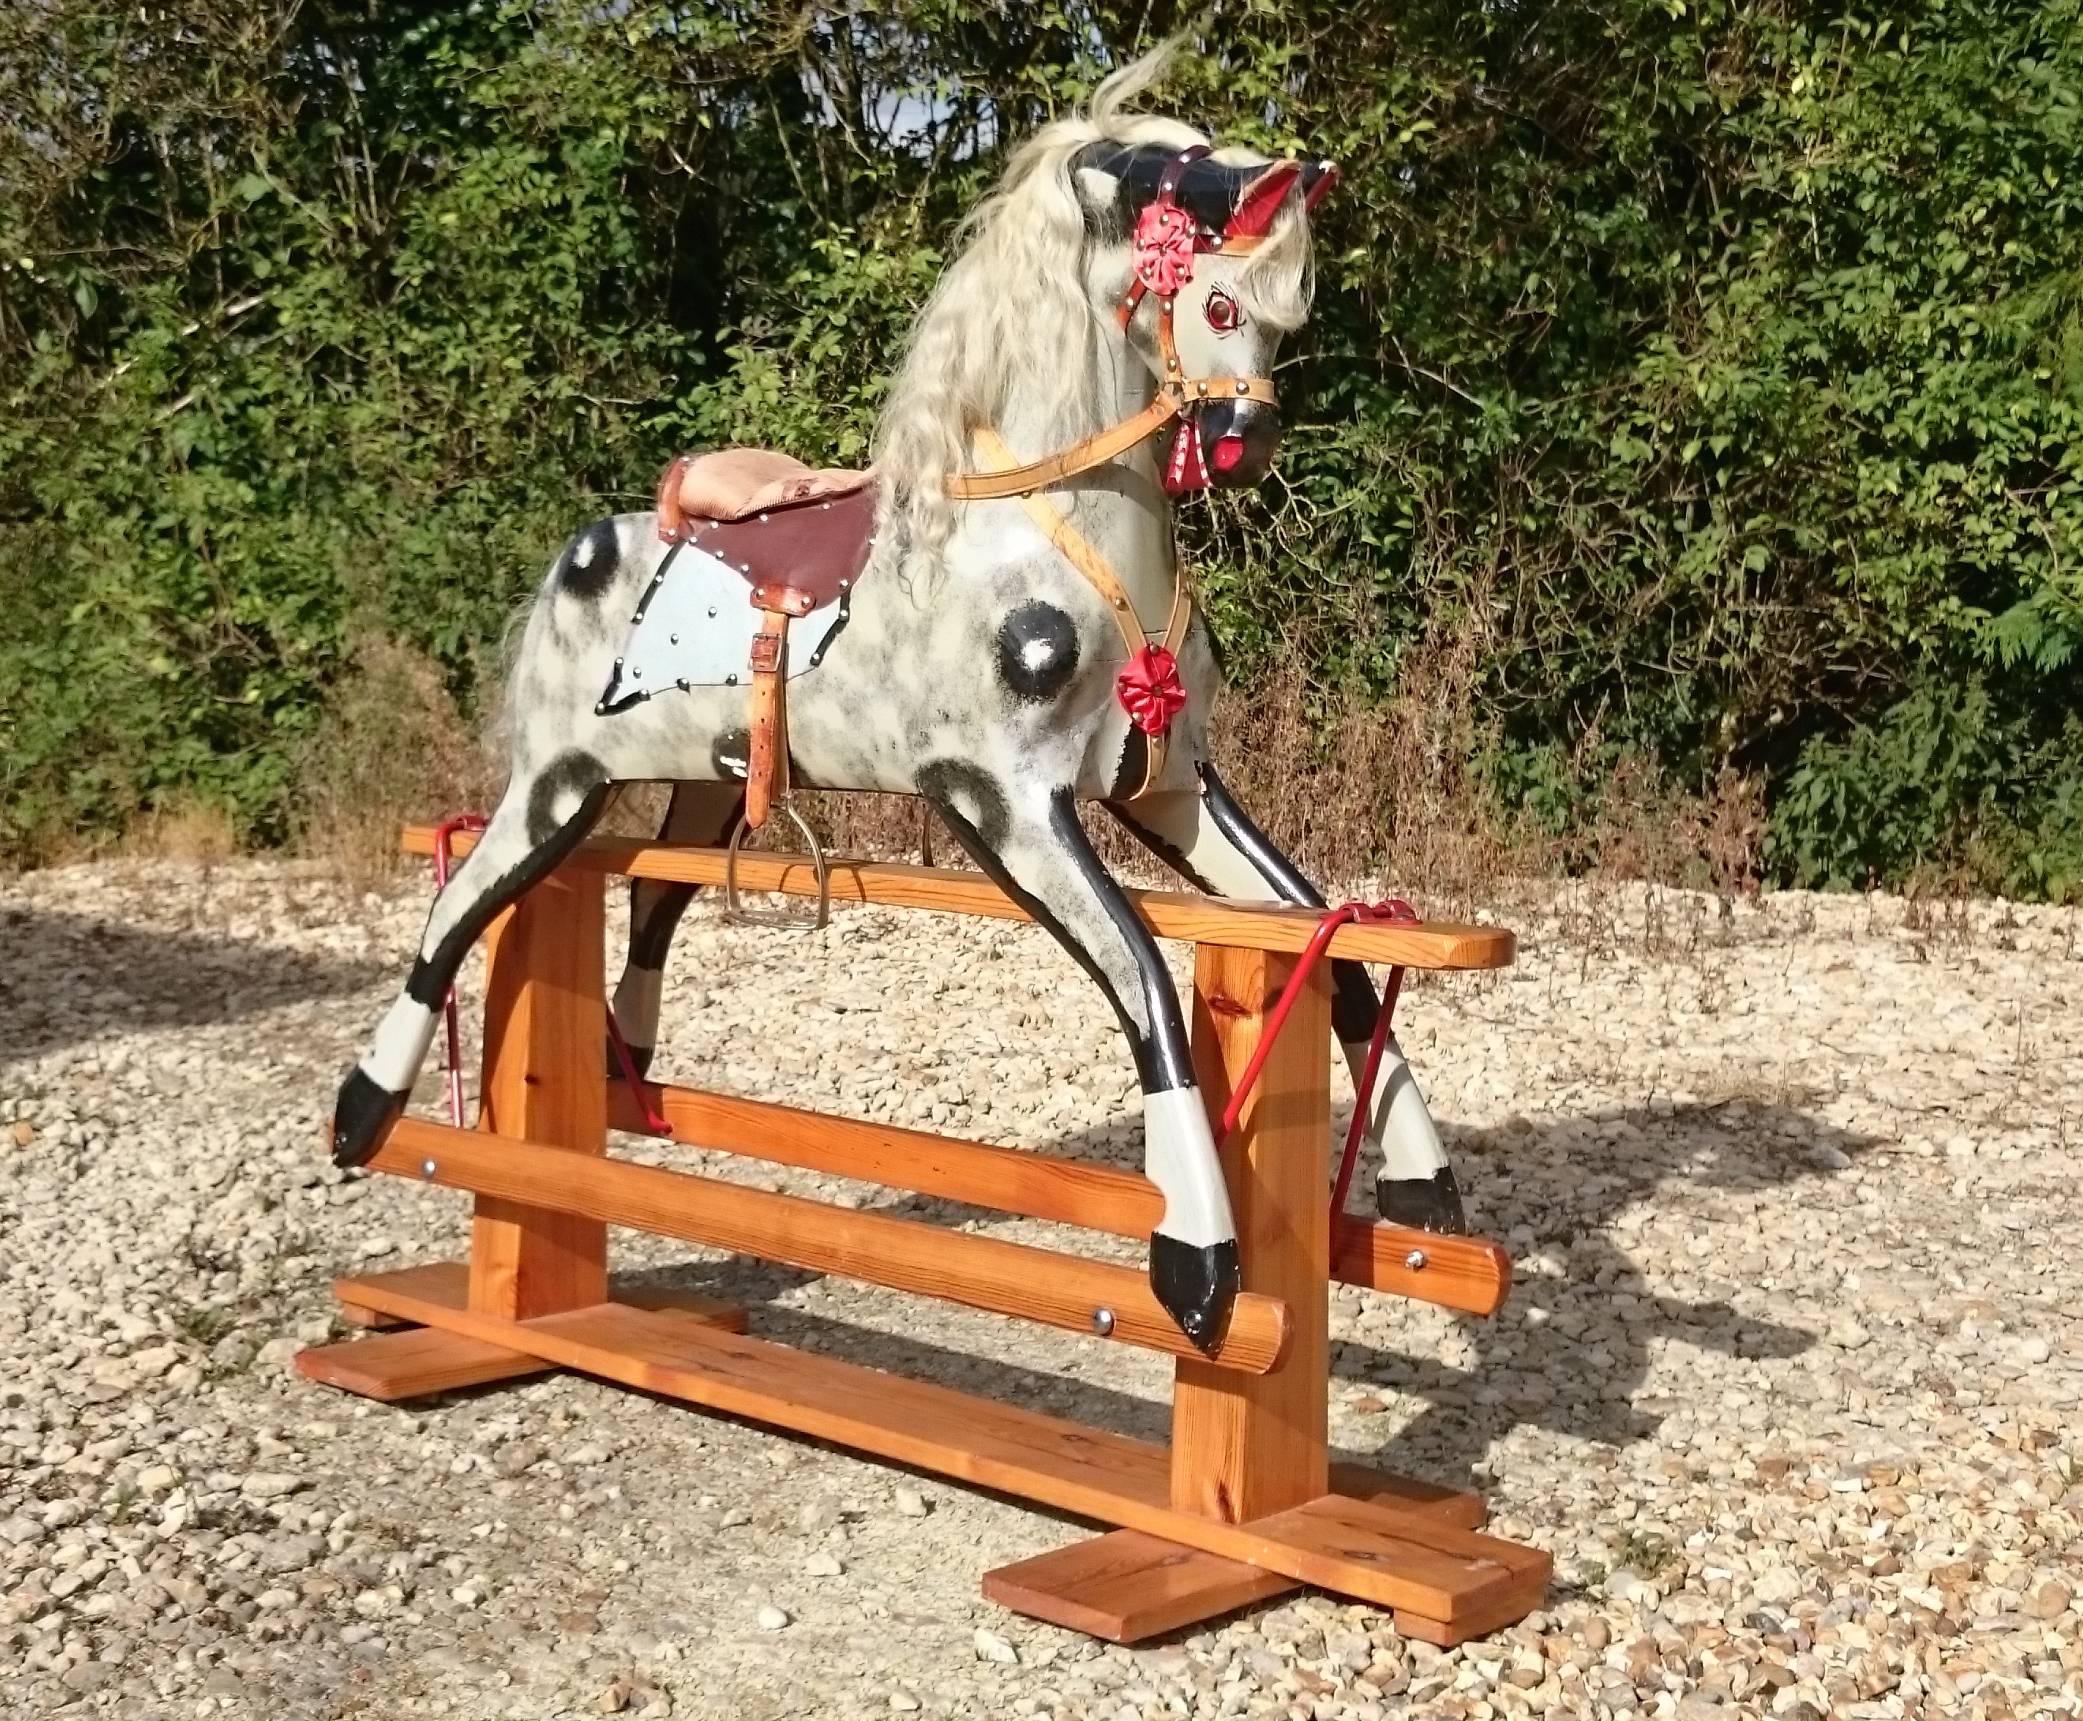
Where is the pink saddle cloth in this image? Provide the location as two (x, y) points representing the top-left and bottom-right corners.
(657, 448), (870, 529)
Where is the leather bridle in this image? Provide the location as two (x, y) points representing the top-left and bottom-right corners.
(944, 144), (1283, 505)
(943, 144), (1321, 799)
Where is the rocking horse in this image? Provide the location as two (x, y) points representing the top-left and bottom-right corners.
(328, 54), (1466, 1354)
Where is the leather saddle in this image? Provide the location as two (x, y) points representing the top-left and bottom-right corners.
(650, 449), (878, 828)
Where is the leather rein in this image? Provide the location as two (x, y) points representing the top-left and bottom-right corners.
(944, 145), (1280, 798)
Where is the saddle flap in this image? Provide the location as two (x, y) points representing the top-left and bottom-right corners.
(697, 485), (878, 611)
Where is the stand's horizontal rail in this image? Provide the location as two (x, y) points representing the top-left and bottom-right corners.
(401, 827), (1514, 970)
(609, 1080), (1513, 1317)
(312, 1268), (1547, 1630)
(371, 1118), (1289, 1373)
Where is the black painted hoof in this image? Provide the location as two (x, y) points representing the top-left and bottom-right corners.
(1376, 1165), (1468, 1234)
(606, 1037), (655, 1081)
(331, 1068), (408, 1168)
(1150, 1233), (1240, 1355)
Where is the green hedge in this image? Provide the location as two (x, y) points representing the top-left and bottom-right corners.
(3, 1), (2079, 892)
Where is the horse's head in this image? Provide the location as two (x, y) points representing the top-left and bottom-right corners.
(1075, 143), (1336, 493)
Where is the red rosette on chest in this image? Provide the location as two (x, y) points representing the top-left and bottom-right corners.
(1117, 643), (1187, 735)
(1132, 202), (1199, 298)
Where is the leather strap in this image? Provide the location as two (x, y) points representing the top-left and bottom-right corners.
(744, 609), (789, 831)
(946, 391), (1181, 501)
(970, 427), (1191, 801)
(942, 377), (1276, 502)
(974, 427), (1149, 669)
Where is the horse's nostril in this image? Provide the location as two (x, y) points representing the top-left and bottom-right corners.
(1212, 434), (1248, 474)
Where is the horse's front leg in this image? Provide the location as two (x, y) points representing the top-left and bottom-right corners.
(1108, 763), (1467, 1235)
(919, 766), (1238, 1352)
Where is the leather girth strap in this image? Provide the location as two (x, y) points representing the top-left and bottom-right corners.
(743, 583), (816, 829)
(971, 427), (1190, 801)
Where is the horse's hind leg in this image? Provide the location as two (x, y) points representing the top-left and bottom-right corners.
(609, 780), (744, 1077)
(920, 766), (1238, 1352)
(1107, 764), (1466, 1235)
(330, 752), (613, 1168)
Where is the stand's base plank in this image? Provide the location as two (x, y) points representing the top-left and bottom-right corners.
(296, 1325), (547, 1401)
(985, 1532), (1288, 1642)
(329, 1260), (747, 1336)
(297, 1283), (1543, 1628)
(984, 1469), (1487, 1642)
(303, 1262), (747, 1404)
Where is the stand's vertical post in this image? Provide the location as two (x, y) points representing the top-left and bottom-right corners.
(1172, 941), (1331, 1521)
(467, 866), (609, 1320)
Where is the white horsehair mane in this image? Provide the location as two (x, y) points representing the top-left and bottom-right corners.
(871, 45), (1317, 583)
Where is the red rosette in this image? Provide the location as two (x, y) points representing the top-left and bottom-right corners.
(1117, 644), (1188, 735)
(1132, 202), (1199, 297)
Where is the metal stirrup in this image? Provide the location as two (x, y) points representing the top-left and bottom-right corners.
(722, 802), (831, 931)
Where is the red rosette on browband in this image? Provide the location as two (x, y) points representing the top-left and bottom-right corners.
(1132, 201), (1199, 297)
(1117, 643), (1188, 735)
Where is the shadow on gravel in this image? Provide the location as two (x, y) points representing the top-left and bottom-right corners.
(1350, 1098), (1873, 1493)
(620, 1096), (1872, 1502)
(0, 904), (387, 1066)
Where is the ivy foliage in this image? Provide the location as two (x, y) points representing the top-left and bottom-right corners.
(2, 0), (2079, 892)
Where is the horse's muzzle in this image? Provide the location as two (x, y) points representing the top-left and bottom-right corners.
(1199, 399), (1282, 488)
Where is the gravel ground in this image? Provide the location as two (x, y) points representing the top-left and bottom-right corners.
(2, 856), (2079, 1721)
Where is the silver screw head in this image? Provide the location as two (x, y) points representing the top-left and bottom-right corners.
(1404, 1248), (1428, 1271)
(421, 1158), (438, 1179)
(1090, 1307), (1116, 1336)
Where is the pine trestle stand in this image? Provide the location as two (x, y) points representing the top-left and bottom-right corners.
(298, 826), (1551, 1646)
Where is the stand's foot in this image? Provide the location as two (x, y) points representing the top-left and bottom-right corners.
(298, 1261), (744, 1404)
(983, 1465), (1503, 1643)
(298, 1325), (549, 1401)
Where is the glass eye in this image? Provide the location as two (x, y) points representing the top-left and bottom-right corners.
(1204, 288), (1243, 333)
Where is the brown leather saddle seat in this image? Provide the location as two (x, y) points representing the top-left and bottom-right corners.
(656, 448), (877, 608)
(650, 449), (879, 830)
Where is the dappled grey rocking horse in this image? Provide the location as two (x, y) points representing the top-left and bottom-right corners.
(330, 59), (1465, 1353)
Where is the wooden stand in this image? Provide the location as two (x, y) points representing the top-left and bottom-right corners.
(299, 830), (1548, 1645)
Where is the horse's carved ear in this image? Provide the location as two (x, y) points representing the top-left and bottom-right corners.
(1226, 161), (1303, 238)
(1301, 159), (1340, 210)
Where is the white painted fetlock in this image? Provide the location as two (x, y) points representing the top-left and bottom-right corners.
(1142, 1085), (1240, 1353)
(1357, 1038), (1448, 1182)
(1141, 1085), (1235, 1248)
(363, 994), (439, 1095)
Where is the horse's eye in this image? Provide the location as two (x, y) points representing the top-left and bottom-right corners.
(1204, 289), (1243, 333)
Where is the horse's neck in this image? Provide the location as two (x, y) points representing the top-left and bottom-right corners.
(991, 368), (1177, 624)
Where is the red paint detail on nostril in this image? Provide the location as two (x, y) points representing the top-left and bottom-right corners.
(1212, 434), (1248, 473)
